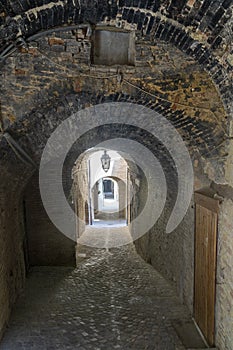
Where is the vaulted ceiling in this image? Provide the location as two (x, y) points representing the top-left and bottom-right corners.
(0, 0), (232, 183)
(0, 1), (232, 108)
(0, 0), (232, 60)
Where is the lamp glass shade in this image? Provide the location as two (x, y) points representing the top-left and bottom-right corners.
(101, 150), (111, 172)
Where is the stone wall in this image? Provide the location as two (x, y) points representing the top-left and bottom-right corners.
(23, 172), (76, 266)
(0, 1), (232, 72)
(0, 29), (228, 156)
(215, 199), (233, 350)
(0, 192), (25, 340)
(0, 6), (232, 348)
(134, 170), (195, 313)
(0, 163), (30, 341)
(72, 153), (89, 235)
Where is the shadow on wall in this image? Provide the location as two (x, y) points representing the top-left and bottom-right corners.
(23, 171), (76, 267)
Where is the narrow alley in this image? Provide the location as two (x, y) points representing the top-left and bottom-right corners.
(0, 1), (232, 349)
(0, 243), (203, 350)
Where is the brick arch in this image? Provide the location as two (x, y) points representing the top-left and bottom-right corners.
(38, 101), (190, 239)
(0, 0), (232, 46)
(0, 1), (232, 115)
(0, 92), (178, 197)
(3, 87), (225, 167)
(62, 122), (178, 196)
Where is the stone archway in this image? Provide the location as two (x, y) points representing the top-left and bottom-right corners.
(0, 2), (232, 347)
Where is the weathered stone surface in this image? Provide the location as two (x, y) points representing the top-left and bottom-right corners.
(0, 164), (33, 341)
(215, 199), (233, 350)
(0, 2), (232, 349)
(0, 244), (200, 350)
(24, 172), (76, 267)
(0, 31), (227, 162)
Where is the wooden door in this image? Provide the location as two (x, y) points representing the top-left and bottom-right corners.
(194, 192), (219, 346)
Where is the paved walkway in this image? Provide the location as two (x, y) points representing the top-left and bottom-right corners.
(1, 244), (195, 350)
(92, 219), (127, 227)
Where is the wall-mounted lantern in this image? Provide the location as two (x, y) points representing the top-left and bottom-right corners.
(101, 150), (111, 172)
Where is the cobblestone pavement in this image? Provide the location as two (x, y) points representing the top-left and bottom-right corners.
(1, 244), (193, 350)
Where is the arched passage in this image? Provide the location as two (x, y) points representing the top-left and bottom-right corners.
(92, 177), (127, 222)
(72, 149), (129, 234)
(0, 2), (232, 348)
